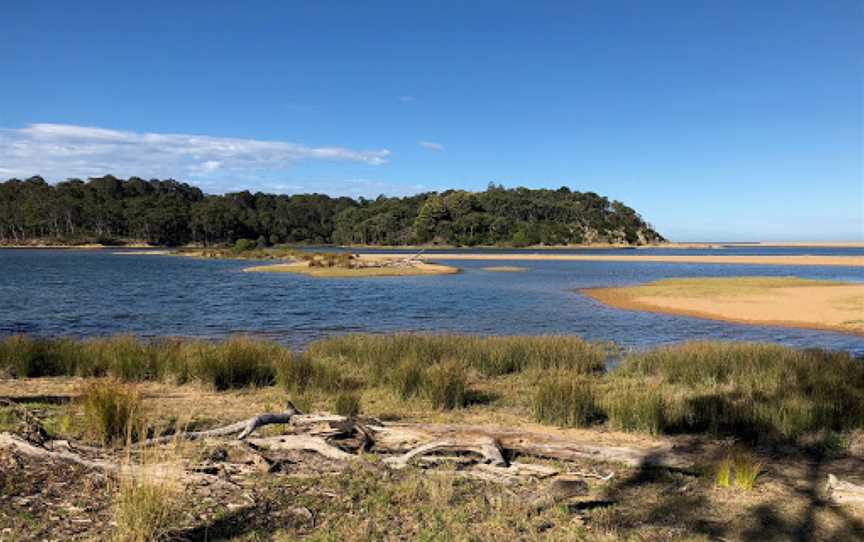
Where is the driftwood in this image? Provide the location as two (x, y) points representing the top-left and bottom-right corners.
(826, 474), (864, 507)
(0, 403), (692, 498)
(134, 401), (301, 447)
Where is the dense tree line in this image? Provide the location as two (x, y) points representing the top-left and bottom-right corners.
(0, 176), (664, 246)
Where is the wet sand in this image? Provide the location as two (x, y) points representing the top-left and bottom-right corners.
(583, 277), (864, 335)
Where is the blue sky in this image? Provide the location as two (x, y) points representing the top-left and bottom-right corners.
(1, 1), (861, 241)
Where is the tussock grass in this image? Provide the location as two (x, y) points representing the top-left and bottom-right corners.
(0, 335), (85, 377)
(113, 476), (181, 542)
(308, 333), (607, 377)
(714, 451), (763, 491)
(389, 357), (426, 399)
(78, 380), (144, 445)
(334, 392), (362, 417)
(424, 361), (467, 410)
(532, 376), (602, 427)
(615, 342), (864, 441)
(601, 383), (667, 435)
(3, 334), (862, 443)
(188, 336), (278, 390)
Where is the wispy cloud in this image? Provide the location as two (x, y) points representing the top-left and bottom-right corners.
(0, 123), (391, 188)
(398, 95), (416, 103)
(419, 141), (444, 151)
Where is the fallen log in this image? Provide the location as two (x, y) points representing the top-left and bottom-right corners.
(134, 401), (301, 447)
(826, 474), (864, 507)
(383, 435), (506, 469)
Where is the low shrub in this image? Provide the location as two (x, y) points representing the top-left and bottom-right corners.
(233, 238), (256, 252)
(532, 377), (602, 427)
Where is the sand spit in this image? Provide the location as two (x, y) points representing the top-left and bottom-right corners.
(583, 277), (864, 335)
(363, 253), (864, 267)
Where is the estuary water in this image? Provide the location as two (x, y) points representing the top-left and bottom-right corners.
(2, 248), (863, 354)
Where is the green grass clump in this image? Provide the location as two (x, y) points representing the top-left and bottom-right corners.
(78, 380), (144, 445)
(602, 383), (667, 435)
(0, 335), (85, 377)
(532, 377), (602, 427)
(389, 357), (426, 399)
(113, 477), (180, 542)
(334, 393), (362, 417)
(614, 342), (864, 441)
(714, 451), (763, 491)
(190, 336), (278, 390)
(308, 333), (606, 380)
(276, 353), (357, 394)
(424, 361), (467, 410)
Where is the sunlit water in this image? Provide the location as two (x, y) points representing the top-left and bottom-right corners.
(2, 248), (863, 354)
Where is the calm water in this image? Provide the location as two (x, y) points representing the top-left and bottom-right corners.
(2, 248), (863, 355)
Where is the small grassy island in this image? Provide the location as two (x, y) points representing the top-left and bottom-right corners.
(584, 276), (864, 335)
(173, 244), (460, 277)
(245, 253), (459, 277)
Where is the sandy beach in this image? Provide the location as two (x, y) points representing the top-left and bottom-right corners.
(583, 277), (864, 335)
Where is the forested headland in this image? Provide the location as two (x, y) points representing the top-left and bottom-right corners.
(0, 175), (664, 247)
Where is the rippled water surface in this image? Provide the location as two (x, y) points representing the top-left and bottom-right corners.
(3, 248), (863, 354)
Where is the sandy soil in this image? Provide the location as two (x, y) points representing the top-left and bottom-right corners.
(583, 277), (864, 335)
(363, 253), (864, 267)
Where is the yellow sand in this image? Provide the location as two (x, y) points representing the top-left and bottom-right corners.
(244, 256), (459, 277)
(583, 277), (864, 335)
(361, 253), (864, 267)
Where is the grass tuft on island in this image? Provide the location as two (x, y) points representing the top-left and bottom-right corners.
(583, 276), (864, 336)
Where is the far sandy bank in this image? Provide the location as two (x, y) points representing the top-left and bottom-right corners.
(583, 277), (864, 335)
(363, 253), (864, 267)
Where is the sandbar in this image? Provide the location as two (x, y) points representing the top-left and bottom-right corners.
(582, 276), (864, 335)
(362, 253), (864, 267)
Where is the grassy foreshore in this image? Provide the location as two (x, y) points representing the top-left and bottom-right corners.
(2, 334), (861, 441)
(2, 334), (863, 540)
(584, 277), (864, 335)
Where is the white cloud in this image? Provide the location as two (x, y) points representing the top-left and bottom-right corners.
(0, 123), (391, 188)
(419, 141), (444, 151)
(398, 96), (416, 103)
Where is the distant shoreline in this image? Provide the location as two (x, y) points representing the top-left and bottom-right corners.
(2, 240), (862, 250)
